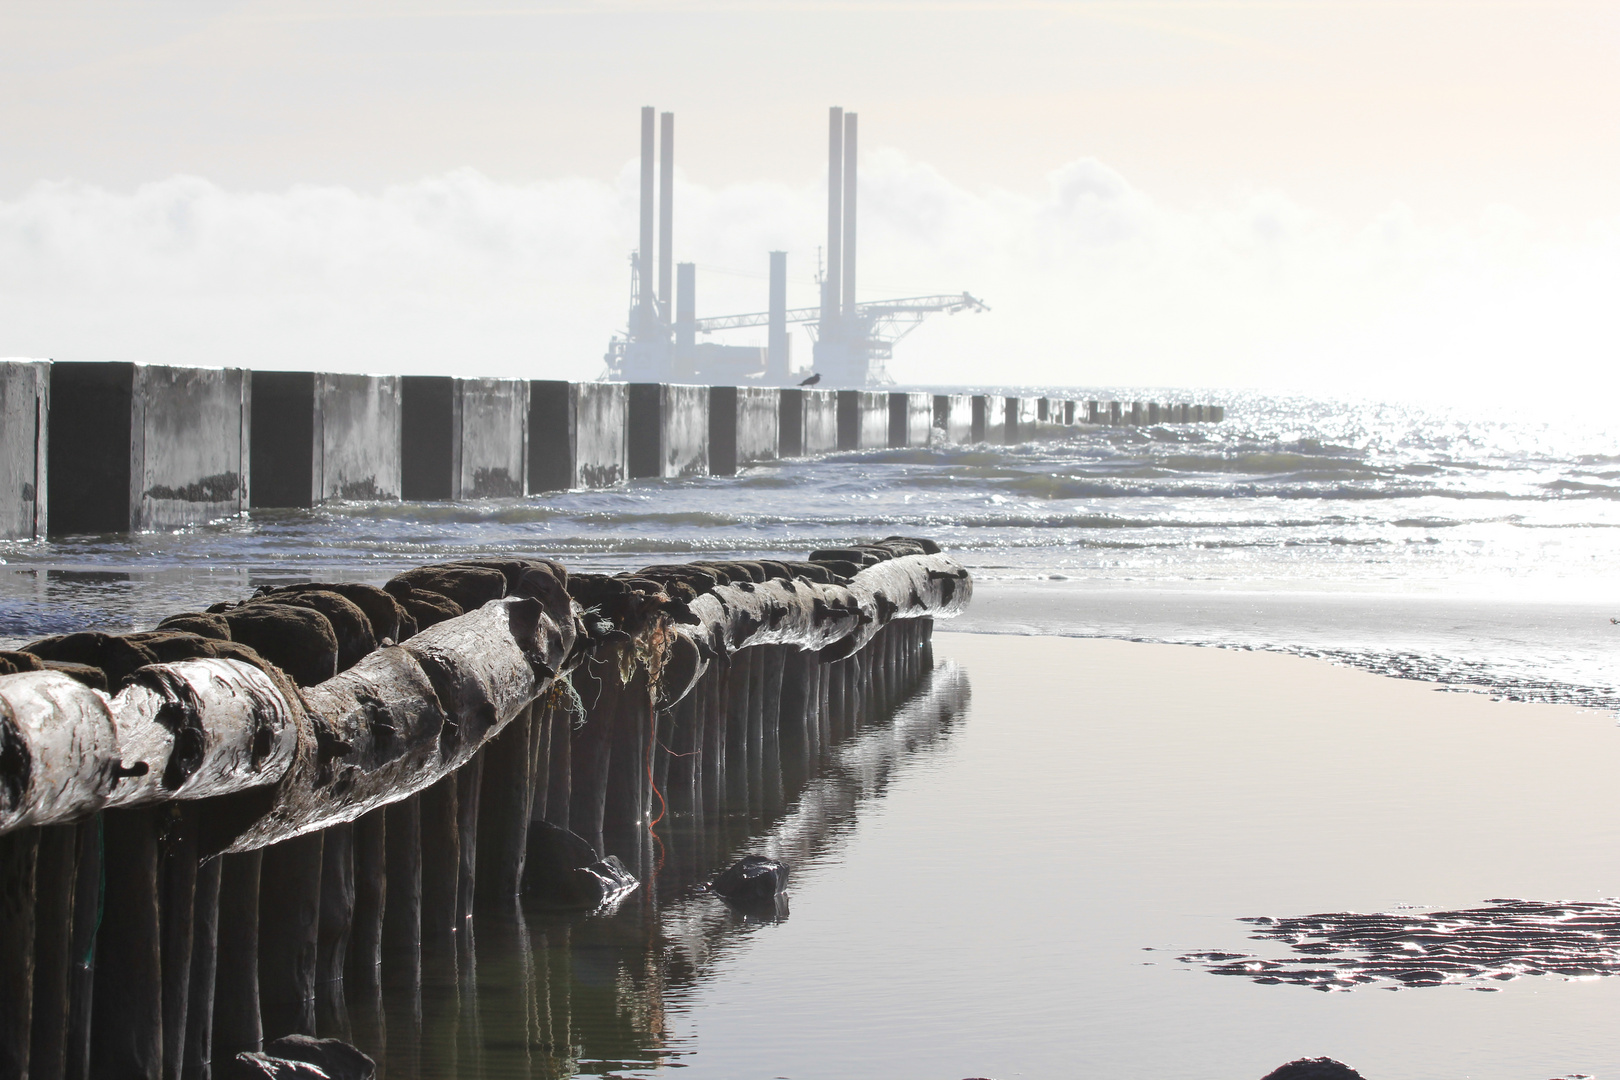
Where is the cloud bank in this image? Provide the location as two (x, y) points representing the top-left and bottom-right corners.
(2, 155), (1615, 402)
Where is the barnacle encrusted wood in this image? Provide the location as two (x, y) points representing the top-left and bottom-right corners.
(0, 539), (968, 837)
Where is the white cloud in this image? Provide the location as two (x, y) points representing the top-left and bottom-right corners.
(1, 156), (1615, 403)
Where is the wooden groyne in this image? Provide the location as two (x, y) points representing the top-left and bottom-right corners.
(0, 359), (1227, 539)
(0, 537), (969, 1079)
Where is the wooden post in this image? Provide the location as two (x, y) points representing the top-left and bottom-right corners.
(702, 661), (727, 821)
(316, 822), (354, 987)
(316, 826), (354, 1038)
(419, 774), (460, 945)
(212, 850), (263, 1071)
(724, 650), (752, 815)
(474, 704), (534, 906)
(90, 808), (162, 1080)
(64, 815), (102, 1080)
(158, 803), (199, 1080)
(458, 754), (482, 926)
(30, 823), (79, 1080)
(0, 825), (39, 1080)
(567, 659), (615, 855)
(183, 855), (220, 1080)
(602, 668), (650, 868)
(759, 646), (785, 818)
(382, 795), (422, 987)
(346, 809), (386, 989)
(456, 751), (479, 919)
(258, 830), (323, 1039)
(545, 701), (571, 834)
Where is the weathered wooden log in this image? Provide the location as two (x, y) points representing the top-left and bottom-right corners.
(30, 822), (79, 1080)
(109, 660), (303, 812)
(223, 596), (570, 853)
(346, 809), (386, 988)
(183, 854), (220, 1080)
(0, 825), (39, 1080)
(211, 850), (262, 1071)
(158, 803), (200, 1080)
(90, 808), (162, 1080)
(0, 672), (121, 833)
(258, 830), (323, 1039)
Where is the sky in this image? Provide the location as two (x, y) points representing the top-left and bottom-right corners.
(2, 0), (1617, 398)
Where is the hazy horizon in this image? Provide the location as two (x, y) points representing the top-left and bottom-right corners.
(3, 1), (1616, 402)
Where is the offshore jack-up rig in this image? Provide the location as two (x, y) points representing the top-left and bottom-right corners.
(603, 107), (988, 388)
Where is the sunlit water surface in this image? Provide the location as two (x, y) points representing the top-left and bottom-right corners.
(379, 635), (1620, 1080)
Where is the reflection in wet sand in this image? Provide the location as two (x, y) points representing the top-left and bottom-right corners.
(1181, 898), (1620, 992)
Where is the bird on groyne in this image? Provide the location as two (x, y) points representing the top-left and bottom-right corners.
(799, 373), (821, 386)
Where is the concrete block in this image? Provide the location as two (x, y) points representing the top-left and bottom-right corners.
(1210, 405), (1225, 423)
(1147, 402), (1161, 425)
(887, 392), (931, 448)
(402, 375), (454, 500)
(1128, 402), (1143, 426)
(0, 360), (49, 539)
(529, 381), (628, 492)
(1108, 401), (1123, 425)
(932, 394), (972, 444)
(1062, 400), (1077, 425)
(48, 363), (250, 534)
(1021, 397), (1040, 431)
(1194, 404), (1208, 423)
(629, 383), (709, 479)
(779, 388), (837, 457)
(971, 395), (1003, 444)
(709, 386), (779, 475)
(1086, 400), (1101, 424)
(401, 376), (527, 500)
(1005, 396), (1039, 443)
(1036, 398), (1050, 422)
(837, 390), (888, 451)
(252, 372), (402, 506)
(456, 378), (528, 498)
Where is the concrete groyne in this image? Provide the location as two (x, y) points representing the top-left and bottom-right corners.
(0, 538), (969, 1078)
(1, 359), (1225, 539)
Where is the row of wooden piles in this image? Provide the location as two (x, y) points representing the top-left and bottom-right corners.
(0, 538), (970, 1080)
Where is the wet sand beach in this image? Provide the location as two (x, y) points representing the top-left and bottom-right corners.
(653, 631), (1620, 1079)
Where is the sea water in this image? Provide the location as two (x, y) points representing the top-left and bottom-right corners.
(2, 390), (1616, 1077)
(3, 389), (1614, 708)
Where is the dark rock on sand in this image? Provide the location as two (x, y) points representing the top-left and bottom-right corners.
(1261, 1058), (1365, 1080)
(238, 1034), (375, 1079)
(712, 854), (789, 902)
(523, 820), (639, 909)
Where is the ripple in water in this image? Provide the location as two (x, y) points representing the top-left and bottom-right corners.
(1179, 898), (1620, 992)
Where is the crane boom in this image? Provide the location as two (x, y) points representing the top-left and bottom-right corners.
(694, 292), (988, 334)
